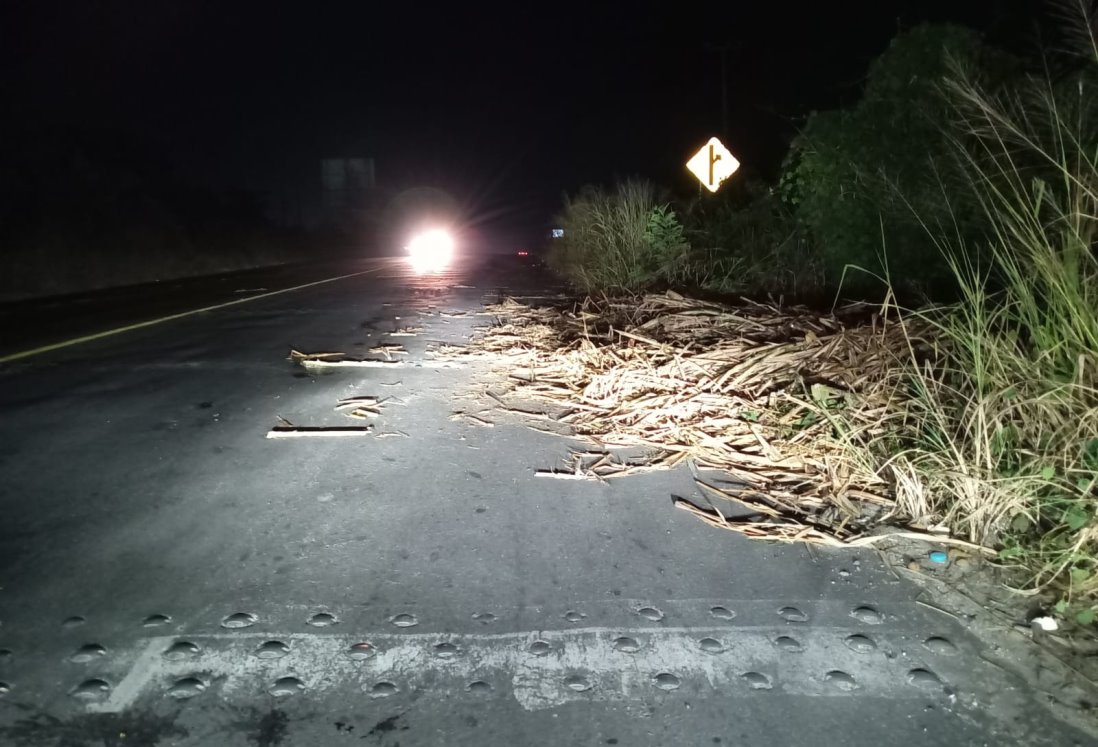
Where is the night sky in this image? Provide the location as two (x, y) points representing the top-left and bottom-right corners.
(2, 0), (1042, 243)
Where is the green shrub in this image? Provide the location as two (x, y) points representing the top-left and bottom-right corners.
(644, 204), (687, 260)
(549, 180), (688, 291)
(780, 24), (1018, 298)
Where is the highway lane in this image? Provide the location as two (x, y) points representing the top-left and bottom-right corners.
(0, 254), (1089, 746)
(0, 259), (397, 362)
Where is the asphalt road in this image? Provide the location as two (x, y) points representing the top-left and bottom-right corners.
(0, 255), (1090, 746)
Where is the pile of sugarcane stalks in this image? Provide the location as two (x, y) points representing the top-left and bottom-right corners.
(442, 292), (983, 549)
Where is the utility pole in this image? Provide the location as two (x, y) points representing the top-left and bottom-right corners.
(719, 44), (728, 137)
(705, 42), (730, 137)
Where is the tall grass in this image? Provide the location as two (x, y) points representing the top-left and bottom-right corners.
(853, 13), (1098, 623)
(549, 180), (687, 291)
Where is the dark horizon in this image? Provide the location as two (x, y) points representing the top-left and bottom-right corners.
(2, 0), (1045, 245)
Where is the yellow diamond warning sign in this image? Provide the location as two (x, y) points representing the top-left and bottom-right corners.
(686, 137), (740, 193)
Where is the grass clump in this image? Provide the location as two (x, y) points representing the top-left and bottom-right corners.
(548, 180), (688, 292)
(853, 17), (1098, 624)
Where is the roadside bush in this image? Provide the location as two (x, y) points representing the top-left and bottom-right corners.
(549, 180), (688, 291)
(678, 182), (824, 300)
(780, 24), (1018, 299)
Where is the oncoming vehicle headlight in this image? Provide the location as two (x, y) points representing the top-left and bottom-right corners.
(407, 229), (454, 273)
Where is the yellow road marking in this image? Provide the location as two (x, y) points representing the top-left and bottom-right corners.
(0, 263), (392, 365)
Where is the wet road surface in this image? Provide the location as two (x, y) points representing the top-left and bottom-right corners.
(0, 255), (1091, 746)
